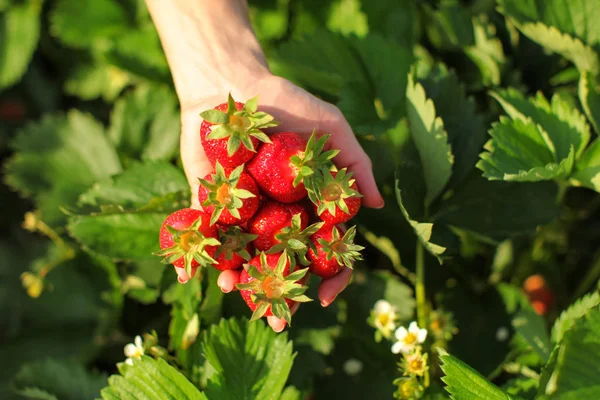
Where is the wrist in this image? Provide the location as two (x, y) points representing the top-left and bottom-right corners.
(146, 0), (271, 108)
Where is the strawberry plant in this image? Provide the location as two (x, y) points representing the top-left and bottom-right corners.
(2, 0), (600, 399)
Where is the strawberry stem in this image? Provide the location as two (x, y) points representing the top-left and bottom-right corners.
(315, 168), (362, 216)
(269, 214), (324, 266)
(155, 215), (221, 279)
(200, 93), (278, 156)
(199, 162), (257, 225)
(236, 251), (312, 325)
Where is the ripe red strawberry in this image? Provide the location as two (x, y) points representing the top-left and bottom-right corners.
(248, 132), (338, 203)
(248, 201), (309, 251)
(237, 252), (311, 324)
(198, 162), (260, 225)
(307, 225), (364, 279)
(523, 274), (554, 315)
(213, 226), (257, 271)
(156, 209), (220, 284)
(314, 168), (362, 225)
(200, 94), (278, 168)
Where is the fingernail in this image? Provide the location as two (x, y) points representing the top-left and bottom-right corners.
(375, 198), (385, 209)
(321, 298), (333, 308)
(220, 286), (233, 294)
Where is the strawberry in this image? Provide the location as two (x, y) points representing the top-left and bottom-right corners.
(248, 201), (309, 251)
(307, 225), (364, 279)
(523, 274), (554, 315)
(156, 209), (221, 284)
(237, 251), (311, 324)
(213, 226), (257, 271)
(314, 168), (362, 225)
(248, 132), (338, 203)
(200, 94), (278, 168)
(198, 162), (260, 225)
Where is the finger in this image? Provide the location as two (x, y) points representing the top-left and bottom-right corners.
(267, 302), (300, 332)
(318, 267), (353, 307)
(317, 106), (384, 209)
(267, 316), (287, 332)
(217, 269), (241, 293)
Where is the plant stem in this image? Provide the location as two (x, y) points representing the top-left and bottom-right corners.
(415, 241), (426, 329)
(573, 249), (600, 300)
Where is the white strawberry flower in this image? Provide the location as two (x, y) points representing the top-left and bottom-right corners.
(392, 322), (428, 354)
(124, 335), (144, 365)
(372, 300), (397, 335)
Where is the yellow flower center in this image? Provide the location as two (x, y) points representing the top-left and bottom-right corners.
(216, 184), (232, 205)
(403, 333), (417, 345)
(179, 232), (197, 252)
(377, 313), (391, 327)
(229, 115), (249, 130)
(323, 182), (343, 202)
(331, 240), (348, 254)
(262, 276), (285, 299)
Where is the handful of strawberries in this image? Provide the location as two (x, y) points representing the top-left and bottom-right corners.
(156, 95), (364, 326)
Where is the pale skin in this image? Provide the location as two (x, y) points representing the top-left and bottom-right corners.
(146, 0), (384, 332)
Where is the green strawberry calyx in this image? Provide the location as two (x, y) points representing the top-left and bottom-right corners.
(198, 162), (257, 225)
(317, 226), (364, 269)
(200, 93), (278, 156)
(155, 215), (221, 279)
(315, 168), (362, 217)
(268, 213), (324, 266)
(215, 226), (258, 261)
(236, 251), (312, 325)
(290, 131), (339, 202)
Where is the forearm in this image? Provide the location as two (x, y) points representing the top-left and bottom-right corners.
(146, 0), (270, 108)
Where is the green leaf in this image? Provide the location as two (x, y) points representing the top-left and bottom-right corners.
(503, 377), (539, 399)
(361, 0), (417, 47)
(108, 84), (180, 161)
(202, 318), (294, 400)
(464, 15), (506, 88)
(417, 63), (487, 187)
(394, 140), (445, 260)
(64, 62), (131, 102)
(326, 0), (368, 37)
(79, 161), (188, 208)
(498, 0), (600, 73)
(579, 71), (600, 134)
(551, 291), (600, 343)
(437, 174), (560, 240)
(572, 139), (600, 190)
(405, 74), (454, 206)
(491, 89), (590, 160)
(13, 358), (107, 400)
(101, 356), (206, 399)
(513, 22), (599, 74)
(439, 350), (522, 400)
(512, 308), (551, 362)
(338, 34), (414, 136)
(67, 211), (165, 261)
(50, 0), (128, 49)
(0, 0), (41, 89)
(274, 30), (362, 96)
(477, 117), (575, 182)
(105, 26), (171, 82)
(396, 188), (445, 262)
(423, 2), (474, 50)
(4, 111), (122, 226)
(539, 304), (600, 397)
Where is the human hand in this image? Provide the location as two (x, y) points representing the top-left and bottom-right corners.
(179, 74), (383, 331)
